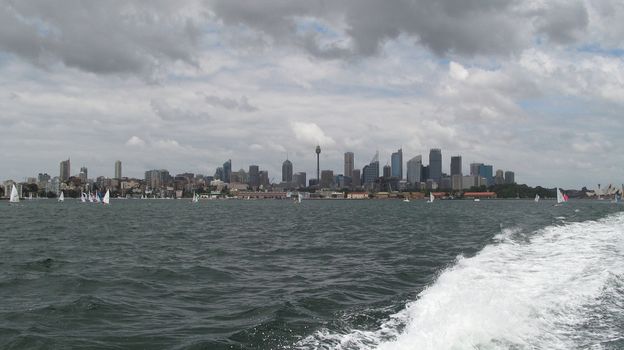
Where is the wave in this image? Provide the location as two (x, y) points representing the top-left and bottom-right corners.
(297, 212), (624, 350)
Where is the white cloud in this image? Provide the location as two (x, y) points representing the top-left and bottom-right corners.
(126, 136), (146, 147)
(291, 122), (335, 146)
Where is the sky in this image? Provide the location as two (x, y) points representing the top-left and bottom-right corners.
(1, 0), (624, 188)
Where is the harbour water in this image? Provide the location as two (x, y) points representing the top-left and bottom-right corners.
(1, 199), (623, 349)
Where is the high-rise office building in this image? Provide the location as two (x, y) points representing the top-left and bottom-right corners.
(320, 170), (334, 188)
(293, 172), (306, 188)
(344, 152), (354, 178)
(59, 158), (70, 181)
(259, 170), (269, 187)
(79, 167), (88, 183)
(214, 167), (224, 181)
(352, 169), (361, 188)
(504, 171), (515, 184)
(115, 160), (122, 179)
(391, 148), (403, 179)
(495, 169), (504, 185)
(223, 159), (232, 183)
(383, 165), (392, 179)
(406, 155), (422, 185)
(450, 156), (462, 176)
(282, 159), (293, 183)
(479, 164), (494, 186)
(145, 169), (170, 189)
(429, 149), (442, 182)
(421, 165), (429, 183)
(248, 165), (260, 188)
(470, 163), (483, 176)
(362, 152), (380, 185)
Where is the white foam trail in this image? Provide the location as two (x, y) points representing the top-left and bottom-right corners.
(298, 213), (624, 350)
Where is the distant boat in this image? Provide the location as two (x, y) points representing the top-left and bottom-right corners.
(58, 191), (65, 202)
(403, 197), (410, 203)
(80, 192), (86, 203)
(192, 193), (199, 203)
(474, 198), (480, 202)
(534, 194), (540, 203)
(9, 184), (19, 203)
(298, 193), (303, 203)
(428, 193), (434, 203)
(556, 188), (569, 205)
(28, 193), (33, 200)
(102, 190), (110, 205)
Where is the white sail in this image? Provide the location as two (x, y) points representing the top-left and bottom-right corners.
(192, 193), (199, 203)
(429, 193), (434, 203)
(298, 193), (303, 203)
(80, 193), (86, 202)
(28, 193), (33, 200)
(9, 184), (19, 203)
(103, 190), (110, 204)
(58, 191), (64, 202)
(534, 194), (540, 202)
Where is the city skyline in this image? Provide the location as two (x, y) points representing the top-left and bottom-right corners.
(1, 2), (624, 188)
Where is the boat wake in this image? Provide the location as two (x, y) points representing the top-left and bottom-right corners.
(297, 212), (624, 350)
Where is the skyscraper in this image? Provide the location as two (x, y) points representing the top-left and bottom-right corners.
(59, 158), (70, 181)
(79, 167), (88, 183)
(293, 172), (306, 188)
(344, 152), (354, 178)
(479, 164), (494, 186)
(223, 159), (232, 183)
(320, 170), (334, 188)
(429, 149), (442, 182)
(214, 167), (224, 181)
(115, 160), (122, 179)
(249, 165), (260, 188)
(391, 148), (403, 179)
(315, 145), (321, 185)
(352, 169), (361, 188)
(470, 163), (483, 176)
(362, 152), (379, 185)
(504, 171), (515, 184)
(406, 155), (422, 185)
(383, 165), (392, 179)
(282, 159), (293, 183)
(259, 170), (269, 187)
(495, 169), (504, 185)
(450, 156), (462, 176)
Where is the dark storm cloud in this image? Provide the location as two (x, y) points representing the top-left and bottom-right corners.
(0, 1), (200, 77)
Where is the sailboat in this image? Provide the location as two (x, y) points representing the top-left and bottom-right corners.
(403, 197), (410, 203)
(428, 192), (434, 203)
(192, 192), (199, 203)
(28, 193), (33, 200)
(80, 192), (86, 203)
(102, 190), (110, 205)
(556, 188), (568, 205)
(298, 193), (303, 203)
(9, 184), (19, 203)
(58, 191), (65, 202)
(534, 194), (540, 203)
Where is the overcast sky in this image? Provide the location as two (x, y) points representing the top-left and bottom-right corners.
(1, 0), (623, 188)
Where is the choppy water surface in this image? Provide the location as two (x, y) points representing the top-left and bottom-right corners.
(1, 199), (623, 349)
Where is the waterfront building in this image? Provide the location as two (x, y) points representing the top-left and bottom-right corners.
(451, 175), (463, 191)
(282, 159), (293, 183)
(59, 158), (70, 182)
(406, 155), (422, 185)
(504, 171), (515, 184)
(231, 169), (248, 184)
(429, 148), (442, 182)
(462, 175), (478, 190)
(115, 160), (122, 179)
(145, 169), (171, 189)
(344, 152), (354, 178)
(391, 148), (403, 179)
